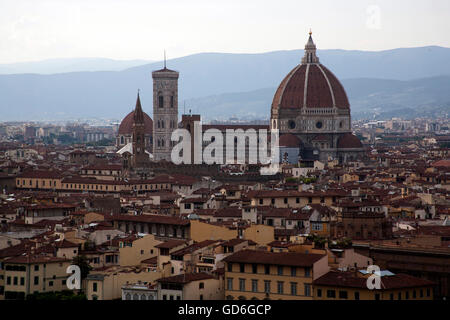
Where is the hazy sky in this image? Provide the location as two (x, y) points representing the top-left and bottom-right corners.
(0, 0), (449, 64)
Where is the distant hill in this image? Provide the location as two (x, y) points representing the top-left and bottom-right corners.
(344, 76), (450, 119)
(184, 76), (450, 121)
(0, 46), (449, 121)
(0, 58), (152, 74)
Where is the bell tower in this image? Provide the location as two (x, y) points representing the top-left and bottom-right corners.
(152, 59), (179, 162)
(131, 91), (149, 168)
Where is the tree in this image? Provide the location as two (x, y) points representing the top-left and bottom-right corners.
(26, 290), (87, 301)
(86, 138), (114, 147)
(300, 176), (317, 184)
(329, 237), (353, 249)
(285, 177), (299, 183)
(71, 255), (92, 281)
(307, 234), (327, 249)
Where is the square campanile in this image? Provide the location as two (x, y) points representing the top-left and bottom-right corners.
(152, 66), (179, 161)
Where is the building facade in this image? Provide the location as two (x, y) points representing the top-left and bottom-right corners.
(156, 273), (224, 300)
(1, 256), (71, 300)
(313, 270), (435, 300)
(122, 282), (157, 300)
(223, 249), (329, 300)
(179, 114), (271, 165)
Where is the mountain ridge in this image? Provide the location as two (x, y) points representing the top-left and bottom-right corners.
(0, 58), (153, 75)
(0, 46), (449, 121)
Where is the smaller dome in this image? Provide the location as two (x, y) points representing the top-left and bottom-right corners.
(279, 134), (301, 148)
(337, 133), (363, 149)
(118, 111), (153, 135)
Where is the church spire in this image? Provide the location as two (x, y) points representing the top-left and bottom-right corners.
(164, 50), (166, 69)
(133, 90), (144, 124)
(302, 30), (320, 64)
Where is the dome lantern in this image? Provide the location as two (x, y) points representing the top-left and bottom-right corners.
(301, 30), (320, 64)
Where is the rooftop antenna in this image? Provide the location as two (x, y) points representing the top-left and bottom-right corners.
(164, 50), (166, 69)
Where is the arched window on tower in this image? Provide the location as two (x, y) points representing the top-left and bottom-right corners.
(161, 120), (165, 129)
(161, 139), (165, 147)
(170, 94), (174, 108)
(157, 120), (160, 129)
(157, 139), (161, 147)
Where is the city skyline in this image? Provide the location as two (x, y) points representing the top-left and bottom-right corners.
(0, 0), (448, 308)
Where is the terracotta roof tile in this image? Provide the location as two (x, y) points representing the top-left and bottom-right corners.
(157, 272), (214, 284)
(223, 249), (325, 267)
(118, 111), (153, 135)
(313, 271), (435, 289)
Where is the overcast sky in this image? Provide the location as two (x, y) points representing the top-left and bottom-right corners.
(0, 0), (449, 64)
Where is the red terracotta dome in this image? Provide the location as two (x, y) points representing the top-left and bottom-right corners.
(118, 111), (153, 135)
(337, 133), (363, 149)
(272, 63), (350, 110)
(279, 134), (302, 148)
(272, 33), (350, 111)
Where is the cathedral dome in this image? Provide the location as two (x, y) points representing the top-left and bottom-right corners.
(118, 111), (153, 135)
(271, 33), (350, 111)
